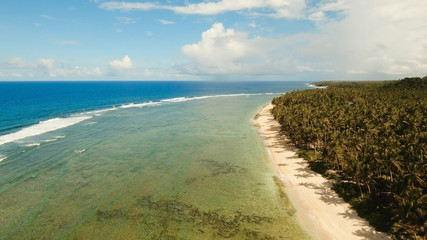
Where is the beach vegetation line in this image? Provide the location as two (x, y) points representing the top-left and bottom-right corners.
(271, 76), (427, 239)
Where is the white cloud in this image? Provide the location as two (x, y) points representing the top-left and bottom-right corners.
(182, 23), (253, 66)
(41, 14), (55, 20)
(0, 57), (104, 79)
(36, 58), (103, 77)
(307, 0), (348, 23)
(317, 0), (348, 12)
(49, 66), (103, 78)
(1, 57), (36, 68)
(33, 22), (41, 27)
(115, 16), (136, 24)
(302, 0), (427, 76)
(109, 55), (133, 71)
(100, 2), (161, 11)
(182, 1), (427, 78)
(158, 19), (174, 25)
(180, 23), (307, 75)
(0, 72), (23, 78)
(38, 58), (55, 69)
(171, 0), (305, 17)
(11, 73), (23, 78)
(100, 0), (306, 19)
(347, 69), (367, 74)
(308, 11), (326, 21)
(3, 1), (423, 80)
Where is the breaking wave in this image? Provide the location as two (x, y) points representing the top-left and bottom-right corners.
(0, 92), (279, 146)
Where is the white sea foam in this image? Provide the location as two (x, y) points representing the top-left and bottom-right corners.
(74, 149), (85, 154)
(305, 83), (328, 89)
(160, 93), (265, 103)
(43, 135), (66, 143)
(161, 97), (188, 103)
(26, 142), (41, 147)
(0, 116), (92, 146)
(0, 155), (6, 162)
(206, 93), (264, 98)
(77, 107), (118, 117)
(191, 96), (210, 100)
(119, 93), (272, 110)
(0, 92), (275, 146)
(120, 102), (161, 109)
(23, 135), (66, 147)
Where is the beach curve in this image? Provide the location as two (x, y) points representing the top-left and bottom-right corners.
(255, 103), (391, 240)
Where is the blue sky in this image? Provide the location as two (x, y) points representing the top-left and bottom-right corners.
(0, 0), (426, 81)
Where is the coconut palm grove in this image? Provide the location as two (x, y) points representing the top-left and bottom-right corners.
(271, 77), (427, 239)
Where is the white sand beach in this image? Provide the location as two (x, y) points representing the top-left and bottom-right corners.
(255, 103), (391, 240)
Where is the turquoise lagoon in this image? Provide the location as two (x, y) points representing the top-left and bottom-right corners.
(0, 82), (311, 239)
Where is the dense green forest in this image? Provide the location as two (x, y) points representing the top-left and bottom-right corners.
(271, 77), (426, 239)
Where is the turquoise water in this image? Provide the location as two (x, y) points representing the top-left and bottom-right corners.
(0, 84), (311, 239)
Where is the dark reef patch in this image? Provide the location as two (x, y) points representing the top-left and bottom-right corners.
(96, 195), (276, 239)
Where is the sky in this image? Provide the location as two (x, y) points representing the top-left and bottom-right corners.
(0, 0), (426, 81)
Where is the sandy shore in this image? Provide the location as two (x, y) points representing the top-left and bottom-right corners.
(255, 103), (391, 240)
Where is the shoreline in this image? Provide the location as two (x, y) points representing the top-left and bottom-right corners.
(254, 103), (390, 240)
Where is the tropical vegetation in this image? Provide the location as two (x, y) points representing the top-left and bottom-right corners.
(271, 77), (427, 239)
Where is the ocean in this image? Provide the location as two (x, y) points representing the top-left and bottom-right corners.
(0, 81), (311, 239)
